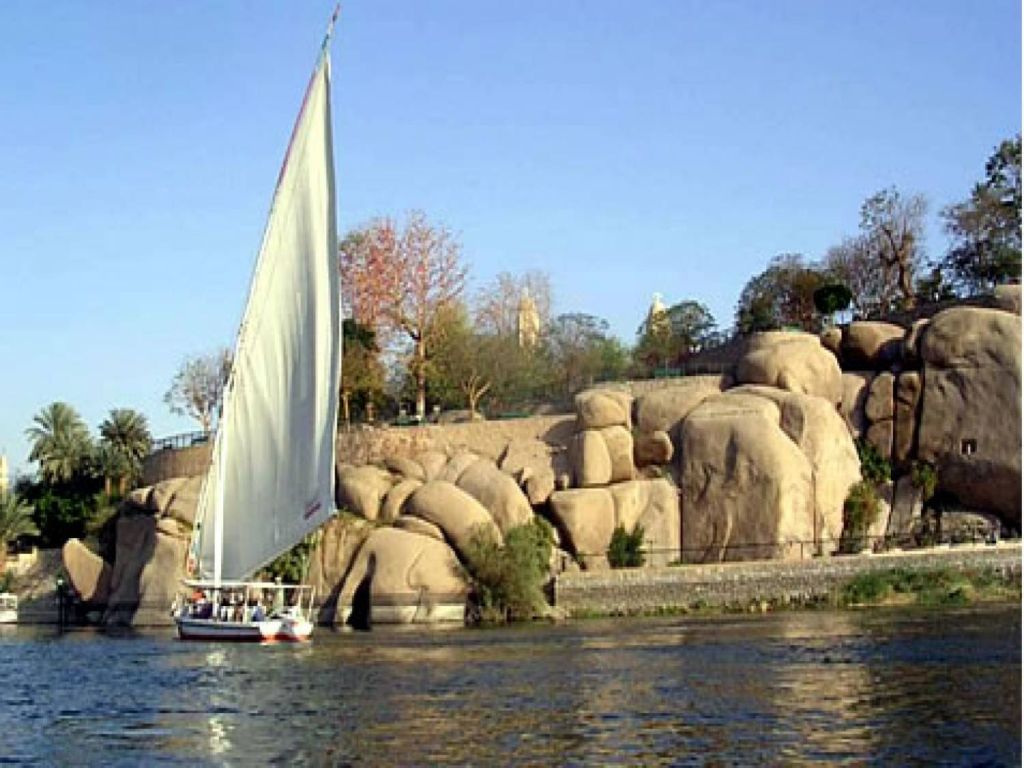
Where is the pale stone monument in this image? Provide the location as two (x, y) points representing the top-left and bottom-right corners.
(0, 453), (7, 496)
(647, 292), (670, 334)
(517, 288), (541, 349)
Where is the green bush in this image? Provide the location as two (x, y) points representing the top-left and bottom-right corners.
(911, 461), (938, 501)
(607, 525), (645, 568)
(855, 438), (892, 484)
(463, 517), (553, 623)
(261, 533), (319, 584)
(839, 481), (880, 554)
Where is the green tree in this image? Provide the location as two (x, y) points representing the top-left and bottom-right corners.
(98, 408), (152, 494)
(0, 492), (39, 553)
(735, 254), (826, 333)
(462, 518), (553, 623)
(546, 313), (628, 394)
(340, 319), (385, 425)
(822, 236), (896, 317)
(25, 402), (93, 484)
(860, 187), (927, 310)
(941, 134), (1022, 293)
(635, 300), (717, 373)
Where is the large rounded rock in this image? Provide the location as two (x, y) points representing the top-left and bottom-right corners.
(633, 430), (674, 467)
(549, 488), (616, 570)
(337, 465), (395, 521)
(62, 538), (112, 604)
(634, 379), (722, 437)
(162, 475), (202, 527)
(394, 515), (445, 541)
(415, 450), (449, 481)
(893, 372), (922, 467)
(572, 429), (612, 487)
(437, 451), (482, 484)
(105, 515), (188, 627)
(735, 332), (842, 405)
(456, 460), (534, 535)
(820, 326), (842, 357)
(678, 395), (815, 562)
(575, 389), (631, 430)
(865, 372), (895, 422)
(732, 386), (862, 553)
(840, 372), (873, 438)
(918, 308), (1022, 528)
(306, 514), (375, 623)
(902, 319), (930, 367)
(335, 528), (467, 625)
(499, 438), (569, 506)
(600, 425), (634, 483)
(147, 477), (189, 515)
(405, 481), (502, 561)
(384, 456), (425, 482)
(380, 478), (422, 522)
(607, 479), (680, 567)
(841, 321), (904, 370)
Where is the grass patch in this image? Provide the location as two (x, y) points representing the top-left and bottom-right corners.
(838, 567), (1020, 608)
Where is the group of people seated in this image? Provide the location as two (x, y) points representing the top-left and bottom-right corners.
(187, 590), (268, 623)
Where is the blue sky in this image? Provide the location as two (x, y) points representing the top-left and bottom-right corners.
(0, 1), (1019, 477)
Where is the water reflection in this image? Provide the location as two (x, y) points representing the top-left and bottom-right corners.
(0, 607), (1018, 765)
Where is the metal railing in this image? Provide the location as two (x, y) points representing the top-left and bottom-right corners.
(150, 431), (210, 453)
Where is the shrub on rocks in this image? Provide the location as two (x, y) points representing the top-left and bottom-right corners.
(839, 481), (881, 554)
(607, 524), (645, 568)
(463, 517), (553, 623)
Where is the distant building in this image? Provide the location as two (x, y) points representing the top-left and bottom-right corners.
(647, 292), (670, 334)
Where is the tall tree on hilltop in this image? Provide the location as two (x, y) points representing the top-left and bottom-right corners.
(941, 134), (1022, 293)
(25, 402), (93, 484)
(735, 254), (826, 333)
(339, 211), (468, 420)
(860, 187), (927, 310)
(823, 236), (896, 317)
(164, 348), (232, 435)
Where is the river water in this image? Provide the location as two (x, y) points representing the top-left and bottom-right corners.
(0, 605), (1019, 765)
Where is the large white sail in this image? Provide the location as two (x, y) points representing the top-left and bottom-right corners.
(193, 50), (340, 582)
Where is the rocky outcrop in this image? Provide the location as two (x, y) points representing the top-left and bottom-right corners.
(549, 488), (616, 570)
(405, 481), (502, 561)
(61, 539), (112, 604)
(380, 479), (422, 523)
(607, 479), (680, 567)
(105, 514), (188, 626)
(633, 430), (673, 467)
(633, 378), (722, 437)
(893, 372), (922, 467)
(678, 387), (860, 562)
(334, 528), (467, 626)
(734, 331), (842, 405)
(336, 465), (395, 521)
(840, 372), (873, 438)
(575, 389), (632, 430)
(917, 307), (1022, 529)
(840, 321), (904, 370)
(572, 429), (613, 487)
(456, 460), (534, 535)
(306, 514), (374, 623)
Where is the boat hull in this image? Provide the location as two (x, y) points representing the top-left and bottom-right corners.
(175, 616), (313, 643)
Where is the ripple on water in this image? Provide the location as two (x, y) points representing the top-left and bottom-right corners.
(0, 606), (1018, 765)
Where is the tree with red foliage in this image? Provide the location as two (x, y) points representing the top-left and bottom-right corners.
(340, 211), (467, 419)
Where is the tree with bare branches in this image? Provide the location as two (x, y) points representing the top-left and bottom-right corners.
(860, 187), (927, 310)
(474, 270), (553, 339)
(340, 211), (467, 419)
(164, 348), (232, 434)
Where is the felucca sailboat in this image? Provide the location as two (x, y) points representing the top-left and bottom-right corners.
(174, 11), (341, 642)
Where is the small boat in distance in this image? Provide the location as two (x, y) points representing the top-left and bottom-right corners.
(174, 9), (342, 643)
(0, 592), (17, 624)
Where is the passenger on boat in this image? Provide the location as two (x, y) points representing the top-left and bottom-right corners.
(251, 602), (265, 622)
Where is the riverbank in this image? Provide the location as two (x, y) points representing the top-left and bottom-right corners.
(552, 542), (1022, 617)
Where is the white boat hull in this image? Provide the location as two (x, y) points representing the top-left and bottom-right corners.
(0, 609), (17, 625)
(175, 615), (313, 642)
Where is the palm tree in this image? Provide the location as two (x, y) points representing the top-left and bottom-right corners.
(25, 402), (93, 484)
(0, 492), (38, 556)
(99, 408), (152, 494)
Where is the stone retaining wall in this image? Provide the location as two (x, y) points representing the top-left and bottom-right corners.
(553, 544), (1022, 615)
